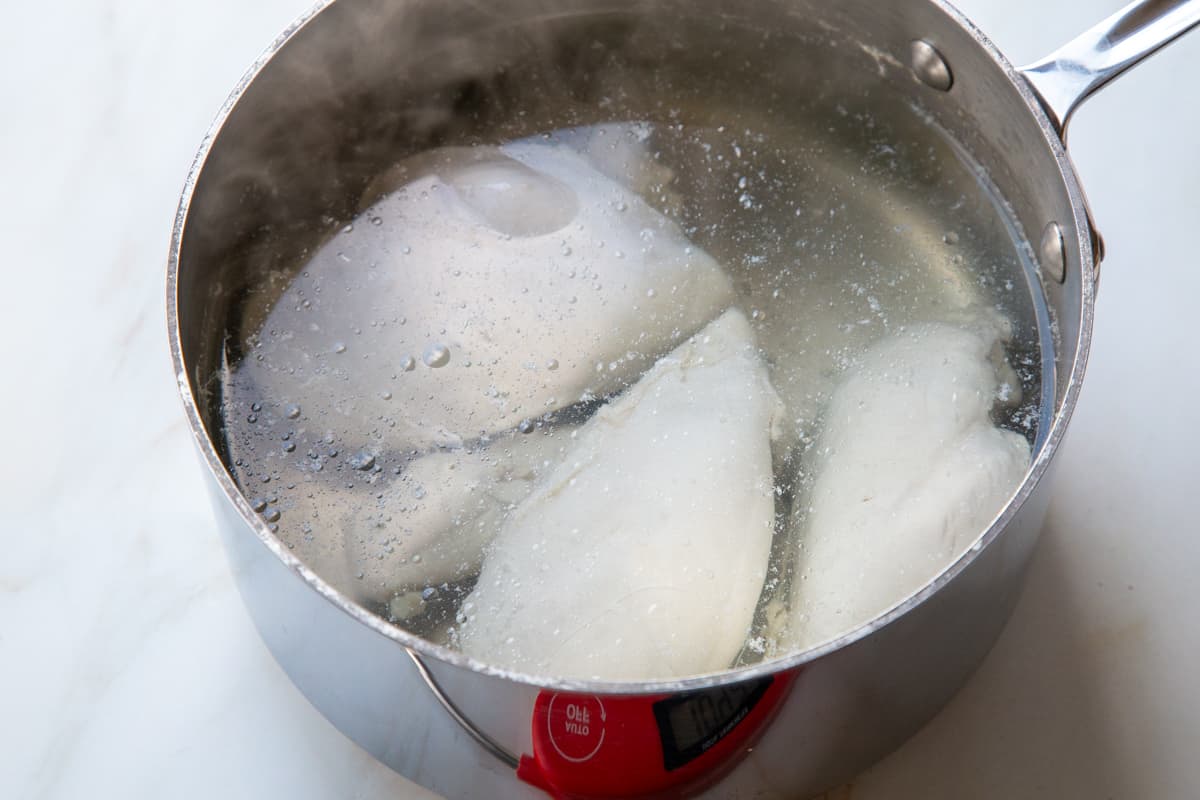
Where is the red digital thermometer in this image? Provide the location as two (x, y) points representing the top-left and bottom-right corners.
(517, 670), (797, 799)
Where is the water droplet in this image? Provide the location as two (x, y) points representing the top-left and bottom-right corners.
(646, 288), (656, 298)
(341, 223), (354, 234)
(285, 404), (301, 419)
(380, 390), (393, 400)
(251, 402), (263, 413)
(283, 442), (296, 453)
(263, 507), (281, 523)
(370, 216), (382, 226)
(411, 554), (422, 564)
(423, 343), (451, 368)
(333, 342), (347, 354)
(250, 497), (267, 513)
(613, 200), (628, 212)
(546, 359), (559, 371)
(247, 414), (258, 424)
(518, 419), (535, 434)
(401, 355), (416, 372)
(942, 231), (960, 245)
(421, 586), (439, 601)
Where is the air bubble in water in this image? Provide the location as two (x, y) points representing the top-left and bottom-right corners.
(423, 343), (451, 368)
(349, 451), (376, 471)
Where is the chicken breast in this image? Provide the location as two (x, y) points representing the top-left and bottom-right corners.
(787, 319), (1031, 649)
(456, 309), (784, 681)
(239, 139), (734, 454)
(343, 427), (576, 602)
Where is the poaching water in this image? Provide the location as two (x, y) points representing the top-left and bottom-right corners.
(217, 85), (1052, 678)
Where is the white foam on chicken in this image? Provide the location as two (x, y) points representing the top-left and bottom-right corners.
(456, 309), (783, 681)
(787, 318), (1031, 649)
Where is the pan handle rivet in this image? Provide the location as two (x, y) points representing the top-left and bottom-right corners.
(1039, 221), (1067, 283)
(910, 40), (953, 91)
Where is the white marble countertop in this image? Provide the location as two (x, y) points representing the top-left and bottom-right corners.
(3, 0), (1198, 797)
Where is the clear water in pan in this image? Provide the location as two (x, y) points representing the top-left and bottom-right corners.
(217, 87), (1054, 676)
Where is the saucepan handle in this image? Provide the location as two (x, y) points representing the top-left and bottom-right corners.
(406, 648), (521, 769)
(1020, 0), (1200, 136)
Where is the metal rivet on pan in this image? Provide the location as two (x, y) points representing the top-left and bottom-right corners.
(910, 40), (953, 91)
(1040, 221), (1066, 283)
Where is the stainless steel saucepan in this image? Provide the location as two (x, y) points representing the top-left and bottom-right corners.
(167, 1), (1200, 797)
